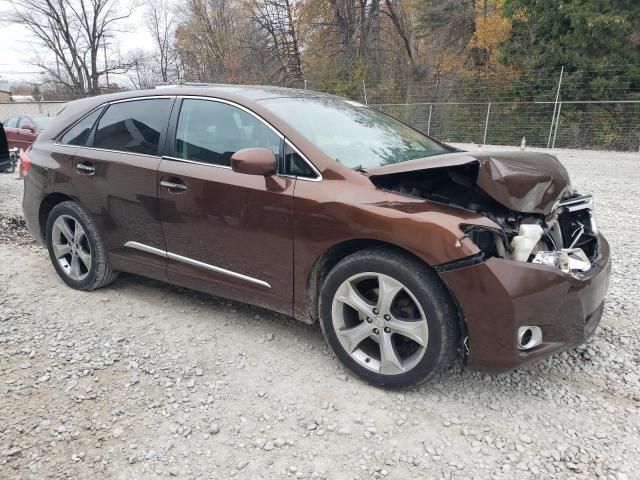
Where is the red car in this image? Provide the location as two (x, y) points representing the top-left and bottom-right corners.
(2, 114), (54, 150)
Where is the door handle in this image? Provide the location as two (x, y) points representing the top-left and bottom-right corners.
(76, 162), (95, 175)
(160, 180), (187, 192)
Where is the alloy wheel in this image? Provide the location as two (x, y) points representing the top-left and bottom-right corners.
(331, 272), (429, 375)
(51, 215), (92, 281)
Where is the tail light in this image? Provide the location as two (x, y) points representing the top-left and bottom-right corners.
(20, 150), (32, 174)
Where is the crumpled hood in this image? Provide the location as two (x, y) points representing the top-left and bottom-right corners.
(367, 151), (571, 214)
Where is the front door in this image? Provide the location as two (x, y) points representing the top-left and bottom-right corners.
(17, 117), (37, 149)
(158, 98), (295, 314)
(70, 97), (175, 281)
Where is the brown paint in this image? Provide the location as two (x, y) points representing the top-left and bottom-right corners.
(231, 147), (277, 176)
(439, 235), (611, 372)
(22, 86), (612, 373)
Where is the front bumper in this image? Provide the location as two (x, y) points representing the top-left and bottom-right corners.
(439, 234), (611, 372)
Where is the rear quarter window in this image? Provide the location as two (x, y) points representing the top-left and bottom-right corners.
(58, 108), (104, 146)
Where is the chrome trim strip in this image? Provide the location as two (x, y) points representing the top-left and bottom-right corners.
(166, 252), (271, 288)
(177, 96), (284, 140)
(161, 155), (233, 170)
(124, 241), (271, 289)
(109, 95), (174, 105)
(284, 139), (323, 182)
(125, 241), (168, 258)
(78, 146), (161, 159)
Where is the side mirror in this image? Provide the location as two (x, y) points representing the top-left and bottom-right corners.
(21, 124), (35, 133)
(231, 148), (277, 176)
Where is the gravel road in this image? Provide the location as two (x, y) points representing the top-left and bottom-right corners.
(1, 147), (639, 480)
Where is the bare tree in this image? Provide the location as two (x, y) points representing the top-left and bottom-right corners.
(175, 0), (236, 82)
(5, 0), (133, 95)
(247, 0), (305, 87)
(328, 0), (381, 69)
(125, 50), (159, 89)
(145, 0), (176, 83)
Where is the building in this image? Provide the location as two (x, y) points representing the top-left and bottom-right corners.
(10, 95), (36, 102)
(0, 81), (10, 102)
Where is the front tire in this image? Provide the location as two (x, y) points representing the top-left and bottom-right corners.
(319, 248), (459, 388)
(45, 201), (118, 290)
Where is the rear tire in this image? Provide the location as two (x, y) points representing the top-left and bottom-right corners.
(45, 201), (118, 290)
(319, 248), (459, 388)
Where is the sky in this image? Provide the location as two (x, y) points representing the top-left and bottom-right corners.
(0, 2), (153, 88)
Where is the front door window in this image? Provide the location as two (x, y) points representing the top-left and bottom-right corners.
(174, 99), (281, 166)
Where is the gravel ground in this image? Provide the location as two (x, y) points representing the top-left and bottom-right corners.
(0, 147), (639, 480)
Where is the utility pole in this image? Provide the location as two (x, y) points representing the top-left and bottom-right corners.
(103, 39), (110, 94)
(547, 66), (564, 148)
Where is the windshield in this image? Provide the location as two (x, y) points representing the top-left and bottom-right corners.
(259, 97), (450, 169)
(33, 116), (53, 129)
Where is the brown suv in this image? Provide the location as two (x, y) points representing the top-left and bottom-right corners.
(21, 86), (611, 388)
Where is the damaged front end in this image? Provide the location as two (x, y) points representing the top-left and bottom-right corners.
(368, 151), (611, 372)
(460, 194), (598, 278)
(369, 153), (599, 277)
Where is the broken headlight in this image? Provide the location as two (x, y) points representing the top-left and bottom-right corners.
(532, 248), (591, 274)
(460, 224), (507, 259)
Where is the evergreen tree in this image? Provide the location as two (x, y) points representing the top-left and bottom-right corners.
(501, 0), (640, 100)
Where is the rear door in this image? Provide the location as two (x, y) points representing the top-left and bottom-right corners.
(157, 97), (295, 314)
(70, 97), (175, 281)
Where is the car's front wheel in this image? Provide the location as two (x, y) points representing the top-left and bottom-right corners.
(45, 201), (118, 290)
(319, 248), (459, 388)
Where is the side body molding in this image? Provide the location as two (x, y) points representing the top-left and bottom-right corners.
(124, 241), (271, 289)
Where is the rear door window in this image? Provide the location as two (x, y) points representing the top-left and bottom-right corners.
(174, 99), (281, 167)
(59, 108), (103, 146)
(18, 117), (33, 129)
(93, 99), (172, 155)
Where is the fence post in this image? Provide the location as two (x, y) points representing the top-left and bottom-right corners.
(552, 101), (563, 149)
(427, 104), (433, 135)
(483, 102), (491, 145)
(304, 79), (307, 90)
(547, 66), (564, 148)
(362, 79), (368, 105)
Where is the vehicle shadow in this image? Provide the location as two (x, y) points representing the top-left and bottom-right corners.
(110, 272), (602, 397)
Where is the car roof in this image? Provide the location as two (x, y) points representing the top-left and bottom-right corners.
(64, 84), (338, 109)
(150, 84), (336, 101)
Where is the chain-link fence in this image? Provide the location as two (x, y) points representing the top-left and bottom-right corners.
(372, 100), (640, 151)
(2, 77), (639, 151)
(302, 66), (640, 151)
(0, 102), (65, 122)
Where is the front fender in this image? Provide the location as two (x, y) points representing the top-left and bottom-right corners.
(292, 178), (500, 321)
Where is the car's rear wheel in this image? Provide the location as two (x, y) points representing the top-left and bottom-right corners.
(319, 248), (459, 388)
(45, 201), (118, 290)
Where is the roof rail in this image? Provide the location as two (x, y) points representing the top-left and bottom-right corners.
(154, 82), (227, 89)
